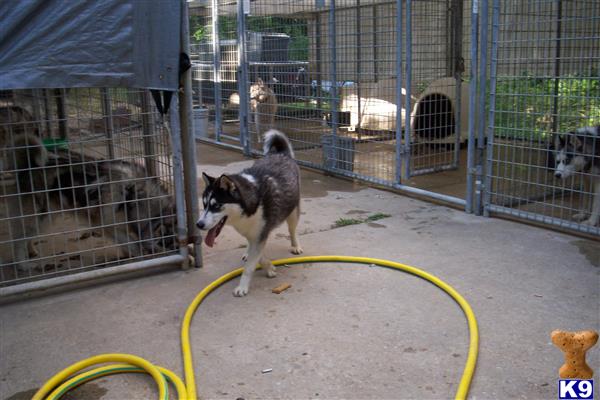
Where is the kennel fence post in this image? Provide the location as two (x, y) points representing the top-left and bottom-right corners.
(355, 0), (362, 130)
(180, 0), (203, 268)
(466, 0), (479, 214)
(315, 11), (323, 121)
(551, 0), (563, 134)
(328, 0), (338, 140)
(169, 98), (191, 270)
(452, 0), (464, 170)
(211, 0), (223, 142)
(100, 88), (116, 160)
(475, 0), (489, 216)
(141, 91), (158, 178)
(402, 0), (412, 181)
(395, 0), (404, 184)
(237, 0), (251, 156)
(483, 0), (500, 218)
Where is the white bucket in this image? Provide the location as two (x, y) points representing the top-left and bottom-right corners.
(193, 107), (209, 139)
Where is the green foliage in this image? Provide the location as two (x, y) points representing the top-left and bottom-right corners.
(190, 15), (309, 60)
(493, 72), (600, 139)
(333, 213), (391, 228)
(334, 218), (364, 227)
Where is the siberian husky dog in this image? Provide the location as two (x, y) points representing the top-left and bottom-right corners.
(552, 125), (600, 226)
(249, 78), (278, 141)
(197, 130), (302, 297)
(1, 132), (177, 270)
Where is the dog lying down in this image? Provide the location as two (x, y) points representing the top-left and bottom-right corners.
(197, 129), (303, 296)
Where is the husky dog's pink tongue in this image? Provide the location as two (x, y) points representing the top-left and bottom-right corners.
(204, 217), (227, 247)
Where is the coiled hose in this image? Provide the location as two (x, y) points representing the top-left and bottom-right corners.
(32, 255), (479, 400)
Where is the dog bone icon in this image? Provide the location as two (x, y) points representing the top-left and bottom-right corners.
(551, 330), (598, 379)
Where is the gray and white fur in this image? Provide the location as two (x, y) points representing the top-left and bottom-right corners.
(249, 78), (278, 142)
(1, 133), (177, 269)
(551, 125), (600, 226)
(197, 129), (302, 297)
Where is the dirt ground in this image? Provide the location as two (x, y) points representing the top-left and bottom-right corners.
(1, 142), (598, 400)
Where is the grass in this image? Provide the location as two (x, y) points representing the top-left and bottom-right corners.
(333, 213), (391, 228)
(493, 73), (600, 140)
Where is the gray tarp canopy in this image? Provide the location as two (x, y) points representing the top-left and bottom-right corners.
(0, 0), (181, 91)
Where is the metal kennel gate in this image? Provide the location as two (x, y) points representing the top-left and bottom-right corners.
(0, 89), (184, 289)
(0, 1), (203, 295)
(482, 0), (600, 236)
(189, 0), (471, 207)
(190, 0), (599, 237)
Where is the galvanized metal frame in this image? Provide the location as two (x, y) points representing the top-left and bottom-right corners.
(188, 0), (598, 237)
(483, 0), (600, 236)
(0, 0), (202, 292)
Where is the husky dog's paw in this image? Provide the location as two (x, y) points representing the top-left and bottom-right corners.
(265, 265), (277, 278)
(233, 284), (249, 297)
(290, 246), (303, 255)
(573, 212), (589, 222)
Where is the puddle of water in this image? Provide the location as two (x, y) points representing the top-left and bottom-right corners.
(571, 239), (600, 267)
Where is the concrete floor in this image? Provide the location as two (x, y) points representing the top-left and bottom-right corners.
(1, 143), (599, 400)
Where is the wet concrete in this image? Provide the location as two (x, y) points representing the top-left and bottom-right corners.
(1, 143), (598, 400)
(571, 239), (600, 267)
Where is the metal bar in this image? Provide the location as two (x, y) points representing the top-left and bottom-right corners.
(141, 91), (158, 177)
(408, 162), (463, 177)
(180, 0), (202, 268)
(373, 5), (378, 81)
(356, 0), (362, 129)
(329, 0), (338, 138)
(169, 97), (191, 270)
(452, 0), (464, 169)
(211, 0), (223, 141)
(315, 12), (323, 116)
(483, 0), (500, 217)
(100, 88), (115, 160)
(475, 0), (489, 216)
(0, 255), (185, 302)
(403, 0), (412, 180)
(198, 137), (245, 152)
(487, 204), (600, 236)
(551, 0), (562, 134)
(237, 0), (251, 155)
(248, 61), (310, 67)
(466, 0), (479, 214)
(395, 0), (403, 184)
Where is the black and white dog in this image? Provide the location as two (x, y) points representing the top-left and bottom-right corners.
(552, 126), (600, 226)
(197, 130), (303, 296)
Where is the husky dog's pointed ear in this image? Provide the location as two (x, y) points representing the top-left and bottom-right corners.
(256, 77), (264, 85)
(568, 132), (583, 149)
(202, 172), (216, 186)
(554, 133), (566, 148)
(219, 174), (237, 193)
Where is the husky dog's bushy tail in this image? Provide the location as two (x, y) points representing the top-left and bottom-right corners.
(263, 129), (294, 158)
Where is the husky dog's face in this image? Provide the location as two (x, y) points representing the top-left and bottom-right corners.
(553, 133), (586, 179)
(197, 173), (242, 247)
(250, 78), (268, 103)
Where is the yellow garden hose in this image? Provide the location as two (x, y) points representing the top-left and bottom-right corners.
(32, 255), (479, 400)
